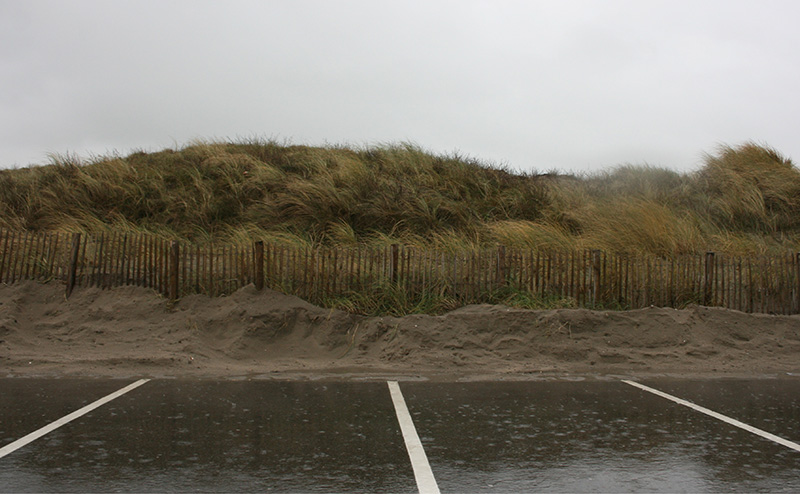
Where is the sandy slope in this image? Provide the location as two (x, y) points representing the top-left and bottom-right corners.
(1, 280), (799, 380)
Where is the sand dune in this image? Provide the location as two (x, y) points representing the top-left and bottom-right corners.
(2, 281), (799, 380)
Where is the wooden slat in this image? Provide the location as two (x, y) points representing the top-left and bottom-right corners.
(0, 230), (11, 283)
(180, 238), (188, 294)
(12, 231), (25, 284)
(46, 232), (60, 281)
(7, 231), (20, 284)
(100, 232), (113, 289)
(3, 227), (800, 314)
(21, 231), (35, 280)
(2, 230), (16, 284)
(117, 234), (127, 287)
(30, 232), (44, 280)
(12, 231), (27, 283)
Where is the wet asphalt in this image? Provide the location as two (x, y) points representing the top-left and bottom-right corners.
(1, 378), (799, 493)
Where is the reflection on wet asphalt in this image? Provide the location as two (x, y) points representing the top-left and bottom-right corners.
(642, 378), (800, 443)
(0, 381), (415, 493)
(0, 379), (138, 447)
(401, 380), (800, 493)
(0, 378), (798, 493)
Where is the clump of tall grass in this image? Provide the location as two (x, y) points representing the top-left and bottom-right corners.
(0, 139), (552, 248)
(578, 198), (704, 257)
(535, 145), (800, 255)
(1, 139), (799, 257)
(693, 142), (800, 233)
(488, 220), (577, 251)
(323, 282), (460, 316)
(321, 282), (585, 316)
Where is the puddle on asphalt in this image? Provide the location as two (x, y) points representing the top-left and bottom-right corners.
(0, 378), (138, 448)
(642, 378), (800, 443)
(402, 380), (800, 493)
(0, 381), (415, 493)
(1, 378), (798, 493)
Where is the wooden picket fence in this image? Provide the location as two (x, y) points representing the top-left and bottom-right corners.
(1, 228), (799, 314)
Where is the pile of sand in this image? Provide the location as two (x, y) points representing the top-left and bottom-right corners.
(2, 280), (799, 379)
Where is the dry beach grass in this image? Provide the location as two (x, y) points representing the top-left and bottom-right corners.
(1, 140), (798, 258)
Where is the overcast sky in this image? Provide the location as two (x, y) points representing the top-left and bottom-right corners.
(1, 0), (798, 173)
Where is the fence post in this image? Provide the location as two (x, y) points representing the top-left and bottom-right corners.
(591, 249), (602, 306)
(255, 241), (264, 291)
(66, 233), (82, 298)
(391, 244), (399, 284)
(703, 251), (715, 306)
(169, 241), (179, 301)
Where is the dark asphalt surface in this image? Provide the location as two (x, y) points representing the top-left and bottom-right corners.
(1, 378), (799, 493)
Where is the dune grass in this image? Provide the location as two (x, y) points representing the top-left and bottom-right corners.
(1, 139), (799, 259)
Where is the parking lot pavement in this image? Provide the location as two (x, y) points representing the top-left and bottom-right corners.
(1, 377), (799, 493)
(637, 378), (800, 443)
(399, 380), (800, 493)
(0, 380), (416, 493)
(0, 378), (140, 449)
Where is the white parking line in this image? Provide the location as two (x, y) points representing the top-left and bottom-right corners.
(388, 381), (440, 494)
(0, 378), (151, 459)
(622, 379), (800, 453)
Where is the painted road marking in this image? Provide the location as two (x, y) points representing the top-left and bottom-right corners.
(622, 380), (800, 453)
(0, 378), (151, 459)
(388, 381), (440, 494)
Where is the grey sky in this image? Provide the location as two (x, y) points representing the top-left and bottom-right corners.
(1, 0), (798, 173)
